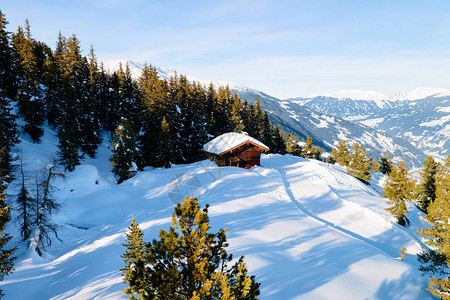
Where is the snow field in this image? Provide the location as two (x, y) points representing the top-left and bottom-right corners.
(2, 130), (433, 299)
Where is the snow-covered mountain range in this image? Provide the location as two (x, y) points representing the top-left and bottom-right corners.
(285, 88), (450, 160)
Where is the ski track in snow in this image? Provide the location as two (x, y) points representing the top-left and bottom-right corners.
(272, 162), (423, 260)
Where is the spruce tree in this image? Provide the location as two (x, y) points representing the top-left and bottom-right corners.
(330, 140), (350, 166)
(120, 219), (148, 298)
(271, 124), (286, 154)
(417, 156), (438, 213)
(371, 158), (381, 173)
(0, 181), (16, 298)
(419, 156), (450, 298)
(155, 116), (174, 168)
(12, 21), (45, 142)
(286, 133), (301, 156)
(118, 63), (141, 131)
(43, 52), (60, 128)
(0, 10), (19, 183)
(383, 161), (415, 226)
(56, 34), (86, 170)
(16, 156), (34, 241)
(301, 135), (320, 160)
(230, 94), (245, 133)
(121, 196), (260, 299)
(138, 64), (168, 167)
(347, 142), (372, 183)
(79, 46), (102, 158)
(378, 154), (392, 175)
(111, 118), (138, 183)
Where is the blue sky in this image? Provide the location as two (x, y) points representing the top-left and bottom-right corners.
(3, 0), (450, 98)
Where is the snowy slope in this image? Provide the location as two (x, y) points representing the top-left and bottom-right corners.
(2, 127), (432, 299)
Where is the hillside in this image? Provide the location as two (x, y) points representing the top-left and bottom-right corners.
(285, 88), (449, 160)
(2, 127), (432, 299)
(362, 96), (450, 159)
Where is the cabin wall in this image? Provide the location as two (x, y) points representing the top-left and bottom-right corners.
(206, 143), (263, 169)
(237, 145), (261, 168)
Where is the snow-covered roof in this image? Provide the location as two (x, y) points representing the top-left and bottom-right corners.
(203, 132), (269, 155)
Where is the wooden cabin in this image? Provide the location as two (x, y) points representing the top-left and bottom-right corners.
(203, 133), (270, 169)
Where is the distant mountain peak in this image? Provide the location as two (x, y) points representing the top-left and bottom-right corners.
(306, 89), (391, 109)
(307, 89), (388, 102)
(305, 87), (450, 103)
(103, 59), (261, 96)
(391, 87), (450, 101)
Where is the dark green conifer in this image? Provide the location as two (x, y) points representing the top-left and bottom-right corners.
(301, 135), (320, 160)
(330, 140), (350, 166)
(0, 10), (19, 182)
(286, 133), (301, 156)
(155, 116), (174, 168)
(138, 64), (168, 167)
(383, 161), (415, 226)
(231, 94), (245, 133)
(0, 180), (16, 298)
(378, 154), (392, 175)
(120, 219), (148, 298)
(16, 157), (34, 241)
(417, 156), (438, 213)
(111, 118), (138, 183)
(418, 156), (450, 297)
(271, 124), (286, 154)
(12, 20), (45, 142)
(347, 142), (372, 183)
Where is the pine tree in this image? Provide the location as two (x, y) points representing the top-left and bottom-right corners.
(371, 158), (381, 173)
(16, 156), (34, 241)
(330, 140), (350, 166)
(230, 94), (245, 133)
(378, 154), (392, 175)
(383, 161), (415, 226)
(43, 51), (60, 128)
(301, 135), (320, 160)
(120, 219), (148, 298)
(56, 34), (86, 170)
(155, 117), (174, 168)
(0, 180), (16, 298)
(417, 156), (438, 213)
(0, 10), (19, 183)
(286, 133), (300, 156)
(79, 46), (102, 158)
(121, 196), (260, 299)
(418, 156), (450, 298)
(271, 124), (286, 154)
(110, 118), (138, 183)
(57, 126), (80, 172)
(347, 142), (372, 183)
(138, 64), (168, 167)
(12, 20), (45, 142)
(118, 63), (141, 131)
